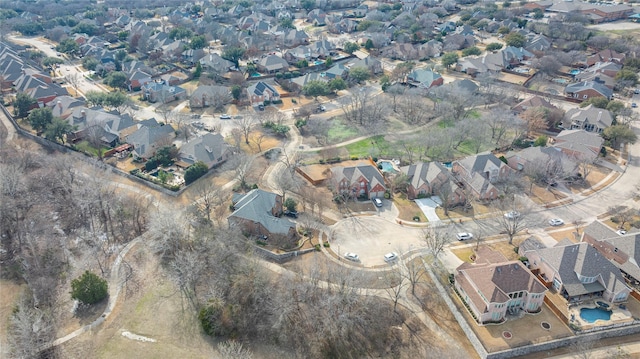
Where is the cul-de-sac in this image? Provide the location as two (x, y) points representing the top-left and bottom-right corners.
(1, 0), (640, 358)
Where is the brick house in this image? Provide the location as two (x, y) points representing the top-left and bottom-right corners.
(561, 105), (612, 134)
(330, 165), (386, 200)
(452, 154), (510, 201)
(400, 162), (465, 206)
(565, 81), (613, 101)
(247, 81), (280, 105)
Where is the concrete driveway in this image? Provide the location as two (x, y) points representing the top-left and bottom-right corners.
(415, 197), (442, 222)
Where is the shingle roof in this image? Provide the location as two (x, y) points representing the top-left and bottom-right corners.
(331, 165), (386, 193)
(563, 105), (613, 130)
(230, 189), (296, 235)
(526, 242), (628, 297)
(401, 162), (450, 190)
(179, 133), (230, 168)
(126, 124), (175, 158)
(247, 81), (279, 97)
(565, 81), (613, 99)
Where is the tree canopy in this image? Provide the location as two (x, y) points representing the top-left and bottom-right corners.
(303, 80), (330, 99)
(104, 71), (128, 89)
(504, 32), (526, 48)
(603, 125), (637, 149)
(441, 52), (459, 69)
(44, 117), (74, 144)
(185, 161), (209, 185)
(28, 108), (54, 133)
(71, 271), (108, 305)
(343, 42), (360, 54)
(56, 39), (79, 55)
(222, 46), (246, 68)
(13, 93), (35, 119)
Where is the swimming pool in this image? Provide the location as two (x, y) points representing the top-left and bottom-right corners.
(314, 60), (323, 65)
(570, 69), (580, 75)
(250, 73), (261, 77)
(379, 161), (397, 173)
(552, 78), (568, 84)
(580, 307), (611, 323)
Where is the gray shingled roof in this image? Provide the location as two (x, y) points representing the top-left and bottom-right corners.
(401, 162), (450, 190)
(230, 189), (296, 235)
(179, 133), (230, 168)
(527, 242), (628, 297)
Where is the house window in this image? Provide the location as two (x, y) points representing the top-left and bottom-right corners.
(583, 95), (588, 99)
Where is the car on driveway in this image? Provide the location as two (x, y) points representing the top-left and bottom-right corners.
(219, 114), (231, 119)
(373, 198), (383, 207)
(284, 210), (298, 218)
(344, 252), (360, 262)
(548, 218), (564, 226)
(384, 252), (398, 262)
(504, 211), (521, 219)
(456, 232), (473, 241)
(632, 103), (637, 108)
(616, 229), (627, 236)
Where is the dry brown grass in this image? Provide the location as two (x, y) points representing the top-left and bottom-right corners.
(236, 130), (282, 155)
(547, 228), (579, 243)
(0, 280), (25, 353)
(394, 193), (427, 222)
(528, 184), (567, 205)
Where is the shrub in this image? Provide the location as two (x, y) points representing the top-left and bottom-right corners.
(184, 161), (208, 185)
(314, 244), (321, 251)
(70, 271), (108, 305)
(384, 192), (390, 199)
(350, 156), (358, 160)
(199, 299), (231, 337)
(413, 215), (420, 222)
(323, 242), (330, 248)
(518, 256), (528, 263)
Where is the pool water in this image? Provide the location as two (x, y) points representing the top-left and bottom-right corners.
(379, 161), (397, 173)
(570, 69), (580, 75)
(250, 73), (261, 77)
(552, 78), (568, 84)
(580, 307), (611, 323)
(314, 60), (323, 65)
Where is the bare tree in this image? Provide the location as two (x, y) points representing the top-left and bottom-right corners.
(573, 153), (598, 184)
(340, 86), (389, 131)
(422, 226), (450, 258)
(383, 267), (406, 312)
(569, 336), (594, 359)
(234, 115), (254, 144)
(521, 107), (547, 136)
(609, 206), (637, 230)
(401, 256), (427, 296)
(65, 72), (80, 93)
(397, 90), (432, 125)
(224, 153), (254, 189)
(494, 197), (529, 245)
(251, 132), (267, 152)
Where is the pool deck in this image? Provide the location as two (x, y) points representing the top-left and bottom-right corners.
(568, 300), (634, 330)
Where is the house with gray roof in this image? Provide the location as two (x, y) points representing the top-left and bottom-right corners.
(141, 82), (187, 104)
(189, 85), (231, 109)
(46, 96), (86, 120)
(228, 189), (297, 239)
(347, 56), (383, 74)
(256, 55), (289, 73)
(125, 122), (175, 159)
(247, 81), (280, 105)
(562, 105), (612, 134)
(178, 133), (232, 169)
(524, 242), (631, 303)
(330, 165), (386, 200)
(400, 162), (465, 205)
(583, 226), (640, 288)
(455, 247), (547, 324)
(565, 81), (613, 101)
(406, 69), (444, 89)
(553, 129), (604, 160)
(506, 146), (579, 180)
(199, 53), (235, 74)
(453, 153), (510, 201)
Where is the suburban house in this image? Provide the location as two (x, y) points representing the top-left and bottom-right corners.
(565, 81), (613, 101)
(290, 72), (328, 91)
(247, 81), (280, 105)
(46, 96), (86, 120)
(141, 82), (187, 103)
(126, 69), (153, 91)
(506, 146), (578, 179)
(256, 55), (290, 73)
(582, 222), (640, 287)
(455, 247), (547, 324)
(453, 153), (510, 201)
(178, 133), (232, 169)
(66, 107), (132, 145)
(552, 129), (604, 160)
(199, 53), (235, 74)
(406, 69), (444, 89)
(189, 85), (230, 109)
(125, 122), (176, 159)
(561, 105), (612, 134)
(576, 62), (621, 81)
(347, 56), (383, 75)
(330, 165), (386, 200)
(524, 241), (631, 304)
(400, 162), (464, 206)
(228, 189), (298, 240)
(512, 96), (558, 114)
(586, 49), (626, 67)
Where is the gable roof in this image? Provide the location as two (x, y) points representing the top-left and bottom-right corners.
(407, 69), (442, 87)
(247, 81), (279, 97)
(512, 95), (558, 113)
(230, 189), (296, 235)
(563, 104), (613, 130)
(401, 162), (451, 190)
(565, 81), (613, 99)
(554, 129), (604, 154)
(258, 55), (289, 71)
(456, 153), (505, 176)
(179, 133), (231, 168)
(125, 123), (175, 158)
(526, 242), (628, 297)
(331, 165), (386, 191)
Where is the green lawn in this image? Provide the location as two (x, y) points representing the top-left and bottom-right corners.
(327, 119), (359, 144)
(345, 135), (390, 158)
(75, 140), (109, 157)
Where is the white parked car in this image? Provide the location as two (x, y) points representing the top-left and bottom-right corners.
(616, 229), (627, 236)
(219, 114), (231, 119)
(548, 218), (564, 226)
(344, 252), (360, 262)
(456, 232), (474, 241)
(384, 252), (398, 262)
(373, 198), (383, 207)
(504, 211), (521, 219)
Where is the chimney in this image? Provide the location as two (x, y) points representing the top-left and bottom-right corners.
(57, 100), (62, 109)
(80, 109), (86, 119)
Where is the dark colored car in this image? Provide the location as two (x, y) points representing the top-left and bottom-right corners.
(284, 210), (298, 218)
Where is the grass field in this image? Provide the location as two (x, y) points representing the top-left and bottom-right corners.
(327, 119), (359, 144)
(344, 135), (390, 158)
(75, 140), (109, 157)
